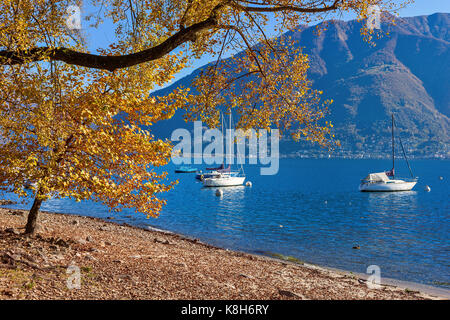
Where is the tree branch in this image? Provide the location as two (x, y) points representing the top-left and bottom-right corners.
(233, 0), (341, 13)
(0, 1), (341, 71)
(0, 13), (219, 72)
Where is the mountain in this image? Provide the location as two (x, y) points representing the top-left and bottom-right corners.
(152, 13), (450, 158)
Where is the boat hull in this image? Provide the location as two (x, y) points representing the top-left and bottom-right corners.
(203, 176), (245, 187)
(359, 181), (417, 192)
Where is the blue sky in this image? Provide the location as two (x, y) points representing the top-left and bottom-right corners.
(397, 0), (450, 16)
(80, 0), (449, 87)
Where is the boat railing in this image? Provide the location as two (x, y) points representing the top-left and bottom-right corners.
(396, 177), (419, 182)
(223, 171), (244, 177)
(360, 177), (418, 183)
(360, 179), (380, 184)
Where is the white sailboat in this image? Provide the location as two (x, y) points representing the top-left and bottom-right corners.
(359, 172), (417, 192)
(359, 114), (418, 192)
(202, 173), (246, 187)
(202, 111), (245, 187)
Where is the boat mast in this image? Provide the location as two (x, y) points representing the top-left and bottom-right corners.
(392, 113), (395, 179)
(227, 109), (245, 176)
(393, 116), (415, 179)
(221, 112), (226, 167)
(228, 109), (231, 167)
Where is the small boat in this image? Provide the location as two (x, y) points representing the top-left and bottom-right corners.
(202, 111), (245, 187)
(174, 166), (198, 173)
(359, 172), (417, 192)
(359, 114), (418, 192)
(203, 172), (246, 187)
(195, 164), (229, 180)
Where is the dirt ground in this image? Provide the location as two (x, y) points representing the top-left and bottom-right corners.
(0, 207), (445, 300)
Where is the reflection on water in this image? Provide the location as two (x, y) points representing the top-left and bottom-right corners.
(1, 159), (449, 288)
(202, 185), (246, 192)
(366, 191), (419, 214)
(202, 186), (246, 235)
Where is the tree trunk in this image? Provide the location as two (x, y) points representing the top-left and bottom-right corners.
(24, 196), (43, 235)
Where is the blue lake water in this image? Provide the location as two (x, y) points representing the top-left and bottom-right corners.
(1, 159), (449, 288)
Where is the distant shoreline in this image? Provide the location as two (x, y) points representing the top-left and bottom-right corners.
(1, 207), (448, 300)
(278, 155), (450, 160)
(188, 154), (450, 160)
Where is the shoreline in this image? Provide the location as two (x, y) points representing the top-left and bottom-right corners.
(117, 219), (450, 298)
(1, 207), (449, 300)
(142, 225), (450, 299)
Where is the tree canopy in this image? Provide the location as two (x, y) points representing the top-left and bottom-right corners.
(0, 0), (411, 233)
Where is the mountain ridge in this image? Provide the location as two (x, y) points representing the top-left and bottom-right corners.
(152, 13), (450, 158)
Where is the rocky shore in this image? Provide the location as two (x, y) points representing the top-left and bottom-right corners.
(0, 207), (446, 300)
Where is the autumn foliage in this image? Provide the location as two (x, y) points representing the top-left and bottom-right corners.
(0, 0), (410, 233)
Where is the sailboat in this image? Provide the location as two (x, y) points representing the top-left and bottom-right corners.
(195, 163), (229, 180)
(202, 171), (245, 187)
(359, 114), (418, 192)
(202, 111), (245, 187)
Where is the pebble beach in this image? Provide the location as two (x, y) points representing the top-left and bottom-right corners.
(0, 207), (447, 300)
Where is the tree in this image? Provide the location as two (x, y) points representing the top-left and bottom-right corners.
(0, 0), (410, 234)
